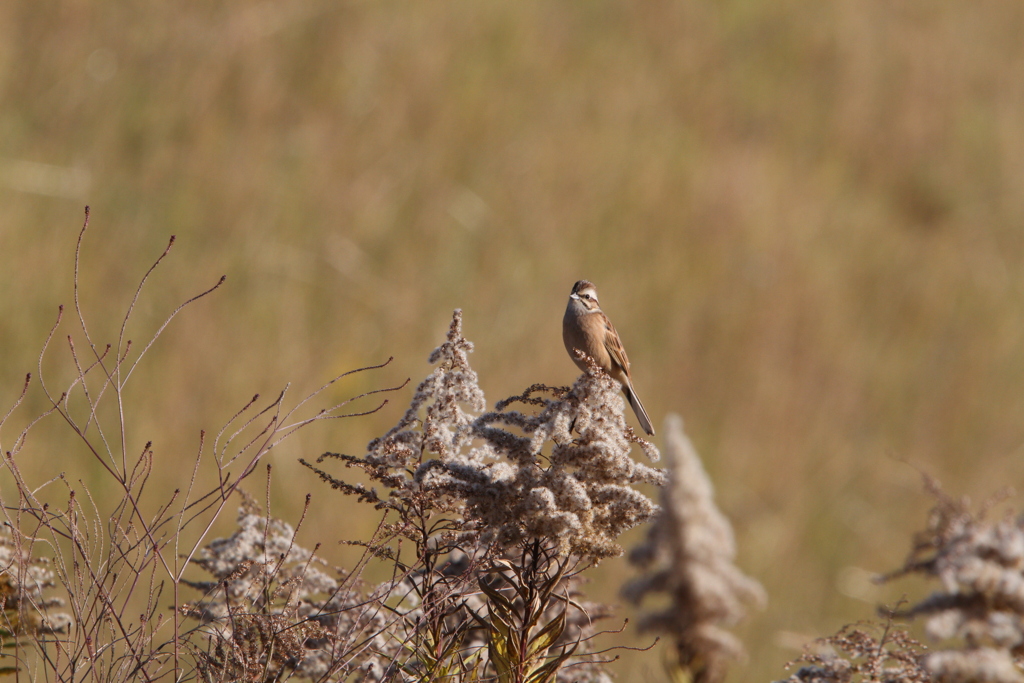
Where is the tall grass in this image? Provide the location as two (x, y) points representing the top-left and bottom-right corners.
(4, 2), (1024, 679)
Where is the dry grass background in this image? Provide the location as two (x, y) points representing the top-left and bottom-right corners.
(2, 1), (1024, 680)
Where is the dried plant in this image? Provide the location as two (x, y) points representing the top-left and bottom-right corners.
(0, 209), (398, 682)
(877, 477), (1024, 683)
(774, 478), (1024, 683)
(773, 616), (930, 683)
(306, 311), (665, 561)
(0, 524), (71, 676)
(425, 344), (666, 561)
(2, 211), (764, 683)
(623, 414), (765, 683)
(303, 308), (665, 681)
(181, 483), (403, 682)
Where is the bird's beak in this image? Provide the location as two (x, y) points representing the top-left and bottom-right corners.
(570, 292), (580, 301)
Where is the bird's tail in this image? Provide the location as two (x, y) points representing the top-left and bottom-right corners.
(623, 384), (655, 436)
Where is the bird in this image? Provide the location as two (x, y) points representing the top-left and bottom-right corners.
(562, 279), (655, 435)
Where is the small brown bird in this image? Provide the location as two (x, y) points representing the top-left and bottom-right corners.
(562, 280), (655, 435)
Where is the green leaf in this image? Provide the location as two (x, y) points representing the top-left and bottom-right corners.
(488, 631), (514, 682)
(525, 641), (578, 683)
(526, 608), (566, 660)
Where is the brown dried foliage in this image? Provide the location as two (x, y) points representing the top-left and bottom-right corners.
(774, 618), (929, 683)
(624, 415), (764, 683)
(0, 212), (398, 682)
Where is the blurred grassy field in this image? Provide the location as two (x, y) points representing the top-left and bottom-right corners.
(3, 0), (1024, 680)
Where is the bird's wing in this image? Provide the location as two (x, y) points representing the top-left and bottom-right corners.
(603, 317), (632, 377)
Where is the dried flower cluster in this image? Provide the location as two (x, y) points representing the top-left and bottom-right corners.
(307, 309), (665, 560)
(0, 527), (71, 638)
(773, 620), (930, 683)
(182, 547), (618, 679)
(623, 414), (765, 683)
(426, 349), (666, 559)
(183, 491), (401, 681)
(776, 479), (1024, 683)
(878, 479), (1024, 683)
(298, 309), (667, 681)
(6, 220), (676, 682)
